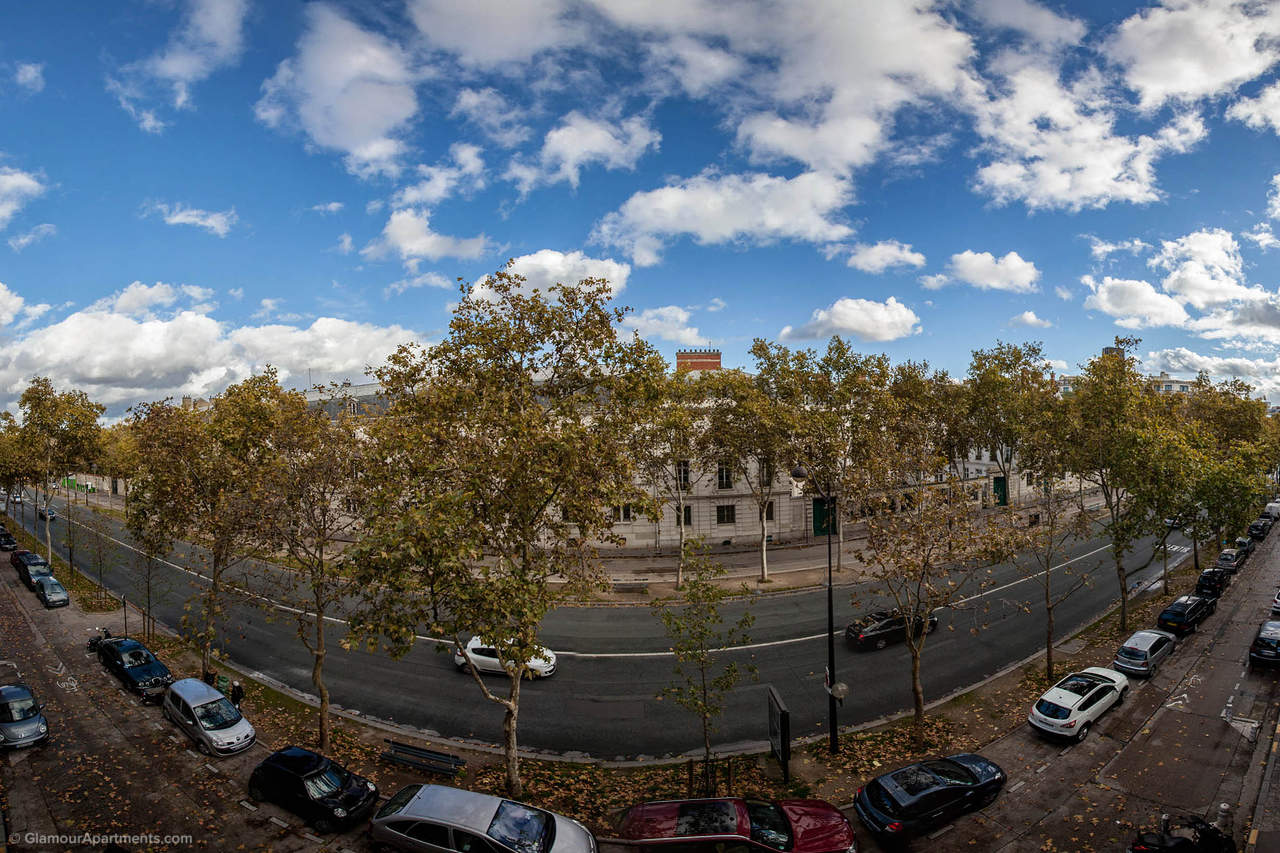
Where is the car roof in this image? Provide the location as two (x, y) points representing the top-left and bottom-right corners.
(1218, 549), (1239, 557)
(1259, 621), (1280, 640)
(104, 637), (145, 652)
(620, 799), (745, 840)
(266, 746), (328, 775)
(1122, 630), (1173, 650)
(167, 677), (226, 705)
(390, 784), (506, 833)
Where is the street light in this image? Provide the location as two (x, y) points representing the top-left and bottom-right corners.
(791, 464), (843, 754)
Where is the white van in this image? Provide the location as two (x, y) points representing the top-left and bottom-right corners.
(162, 678), (255, 756)
(1265, 502), (1280, 521)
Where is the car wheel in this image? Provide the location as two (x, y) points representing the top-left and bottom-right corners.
(874, 637), (888, 650)
(312, 818), (336, 835)
(1075, 722), (1090, 743)
(1117, 687), (1128, 706)
(196, 739), (211, 756)
(979, 789), (999, 809)
(247, 781), (265, 802)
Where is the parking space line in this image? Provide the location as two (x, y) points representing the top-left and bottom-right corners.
(268, 817), (289, 829)
(1008, 780), (1026, 792)
(1036, 764), (1050, 774)
(239, 801), (257, 811)
(184, 749), (200, 760)
(204, 763), (218, 774)
(301, 832), (323, 843)
(928, 825), (953, 839)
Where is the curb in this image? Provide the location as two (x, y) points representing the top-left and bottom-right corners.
(1246, 717), (1280, 853)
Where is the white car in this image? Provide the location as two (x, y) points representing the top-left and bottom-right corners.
(453, 636), (557, 678)
(1028, 666), (1128, 742)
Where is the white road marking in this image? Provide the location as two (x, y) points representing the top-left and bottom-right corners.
(239, 800), (258, 811)
(268, 817), (289, 829)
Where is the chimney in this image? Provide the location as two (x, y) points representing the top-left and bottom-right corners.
(675, 348), (722, 372)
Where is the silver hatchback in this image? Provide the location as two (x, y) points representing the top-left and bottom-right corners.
(161, 678), (255, 756)
(1113, 629), (1177, 678)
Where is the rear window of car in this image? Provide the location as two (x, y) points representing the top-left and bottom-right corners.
(1035, 699), (1071, 720)
(866, 781), (899, 816)
(1116, 646), (1146, 661)
(377, 785), (422, 819)
(1160, 609), (1186, 622)
(744, 801), (793, 851)
(488, 801), (552, 853)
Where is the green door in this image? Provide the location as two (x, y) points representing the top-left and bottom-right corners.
(993, 476), (1008, 507)
(812, 499), (838, 536)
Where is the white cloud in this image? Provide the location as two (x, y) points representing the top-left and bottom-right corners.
(336, 233), (354, 254)
(1082, 274), (1189, 329)
(1268, 174), (1280, 220)
(108, 0), (249, 128)
(919, 273), (950, 290)
(947, 250), (1040, 293)
(385, 272), (452, 298)
(507, 249), (630, 297)
(144, 201), (237, 237)
(0, 282), (28, 326)
(1145, 346), (1280, 398)
(1046, 358), (1068, 371)
(228, 287), (244, 300)
(0, 166), (45, 231)
(593, 170), (853, 266)
(969, 60), (1206, 211)
(1106, 0), (1280, 112)
(451, 88), (531, 148)
(1087, 236), (1151, 259)
(393, 144), (486, 207)
(1148, 227), (1259, 310)
(1186, 296), (1280, 345)
(15, 63), (44, 93)
(1243, 223), (1280, 250)
(971, 0), (1086, 47)
(1008, 310), (1051, 328)
(1227, 79), (1280, 134)
(847, 240), (926, 273)
(92, 281), (178, 316)
(362, 208), (490, 268)
(408, 0), (583, 67)
(255, 4), (420, 177)
(507, 112), (660, 195)
(251, 298), (302, 322)
(706, 297), (726, 312)
(621, 306), (708, 346)
(1054, 285), (1073, 300)
(310, 201), (343, 215)
(7, 223), (55, 252)
(779, 296), (921, 342)
(645, 35), (745, 98)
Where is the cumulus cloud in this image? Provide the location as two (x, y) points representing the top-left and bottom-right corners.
(1228, 80), (1280, 134)
(451, 88), (531, 148)
(1148, 227), (1259, 310)
(310, 201), (343, 215)
(779, 296), (921, 342)
(255, 4), (420, 177)
(362, 208), (490, 268)
(393, 144), (485, 207)
(408, 0), (585, 67)
(108, 0), (249, 129)
(1087, 236), (1151, 259)
(593, 170), (853, 266)
(1054, 285), (1073, 300)
(0, 282), (29, 326)
(846, 240), (926, 273)
(1146, 346), (1280, 398)
(92, 281), (179, 316)
(947, 250), (1040, 293)
(645, 35), (746, 98)
(1082, 274), (1189, 328)
(385, 272), (452, 298)
(506, 249), (630, 296)
(15, 63), (44, 93)
(507, 112), (660, 194)
(970, 0), (1087, 47)
(335, 233), (354, 254)
(1106, 0), (1280, 112)
(0, 166), (46, 231)
(1008, 310), (1051, 328)
(7, 223), (55, 252)
(144, 201), (237, 237)
(1268, 174), (1280, 220)
(1243, 223), (1280, 250)
(919, 273), (950, 290)
(621, 306), (708, 346)
(706, 297), (726, 312)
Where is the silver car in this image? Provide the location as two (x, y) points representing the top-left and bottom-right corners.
(1112, 629), (1177, 678)
(33, 577), (68, 608)
(161, 678), (255, 756)
(0, 683), (48, 748)
(370, 784), (597, 853)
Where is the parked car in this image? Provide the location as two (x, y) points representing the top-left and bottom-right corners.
(10, 493), (23, 505)
(1215, 548), (1246, 573)
(619, 796), (856, 853)
(1112, 630), (1177, 678)
(1272, 589), (1280, 617)
(33, 577), (68, 608)
(453, 636), (557, 678)
(0, 533), (17, 552)
(1157, 594), (1216, 635)
(1234, 537), (1256, 558)
(852, 753), (1004, 842)
(845, 609), (939, 650)
(370, 783), (598, 853)
(0, 683), (48, 748)
(1028, 667), (1129, 742)
(161, 678), (255, 756)
(97, 637), (172, 703)
(36, 506), (56, 522)
(248, 747), (379, 834)
(1251, 518), (1274, 539)
(1250, 621), (1280, 668)
(1194, 569), (1231, 599)
(10, 551), (51, 589)
(1266, 501), (1280, 521)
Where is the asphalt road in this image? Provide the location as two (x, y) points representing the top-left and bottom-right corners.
(9, 492), (1193, 758)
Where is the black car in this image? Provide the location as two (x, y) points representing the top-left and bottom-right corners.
(96, 637), (173, 703)
(846, 609), (939, 650)
(1235, 537), (1256, 558)
(0, 533), (19, 552)
(1157, 594), (1216, 635)
(1215, 549), (1246, 573)
(248, 747), (379, 833)
(1249, 621), (1280, 667)
(1251, 518), (1274, 539)
(10, 551), (51, 589)
(1194, 569), (1231, 599)
(853, 753), (1004, 841)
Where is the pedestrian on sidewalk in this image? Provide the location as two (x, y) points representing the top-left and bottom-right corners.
(230, 680), (244, 709)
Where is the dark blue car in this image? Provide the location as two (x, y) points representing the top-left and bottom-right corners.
(854, 753), (1004, 842)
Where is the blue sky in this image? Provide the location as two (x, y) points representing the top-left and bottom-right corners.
(6, 0), (1280, 415)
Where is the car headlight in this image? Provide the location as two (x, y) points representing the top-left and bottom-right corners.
(366, 781), (376, 791)
(38, 721), (47, 734)
(0, 731), (7, 741)
(332, 807), (348, 818)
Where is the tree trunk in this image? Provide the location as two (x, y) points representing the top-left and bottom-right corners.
(676, 496), (686, 588)
(1115, 552), (1128, 632)
(1162, 542), (1169, 595)
(313, 613), (330, 753)
(1192, 536), (1200, 572)
(758, 506), (768, 583)
(910, 646), (925, 737)
(503, 675), (522, 797)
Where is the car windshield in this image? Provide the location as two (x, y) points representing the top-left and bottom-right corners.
(1035, 699), (1071, 720)
(303, 764), (348, 800)
(1257, 636), (1280, 651)
(0, 692), (38, 722)
(923, 760), (977, 785)
(122, 649), (154, 668)
(44, 581), (64, 595)
(194, 697), (241, 731)
(488, 801), (552, 853)
(376, 785), (421, 819)
(745, 801), (793, 851)
(1117, 646), (1147, 661)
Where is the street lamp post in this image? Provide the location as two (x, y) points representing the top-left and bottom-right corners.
(792, 465), (843, 754)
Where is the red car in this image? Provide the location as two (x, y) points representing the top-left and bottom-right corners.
(617, 797), (857, 853)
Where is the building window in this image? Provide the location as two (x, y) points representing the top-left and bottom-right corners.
(762, 461), (775, 484)
(963, 466), (969, 480)
(765, 501), (774, 521)
(682, 505), (692, 527)
(716, 505), (736, 525)
(676, 460), (690, 490)
(346, 399), (360, 415)
(1026, 473), (1034, 486)
(1179, 385), (1188, 392)
(343, 497), (358, 514)
(717, 463), (733, 490)
(612, 504), (632, 522)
